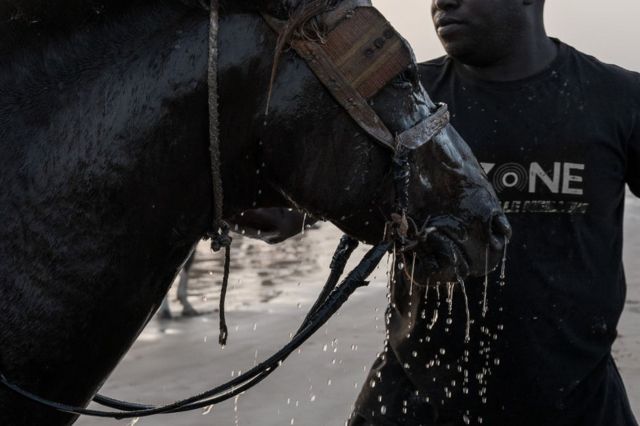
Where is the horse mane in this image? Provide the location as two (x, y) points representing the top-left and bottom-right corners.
(265, 0), (337, 113)
(0, 0), (334, 27)
(0, 0), (207, 27)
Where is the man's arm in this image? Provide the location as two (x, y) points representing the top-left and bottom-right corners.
(627, 108), (640, 197)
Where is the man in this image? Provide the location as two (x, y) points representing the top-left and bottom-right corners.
(349, 0), (640, 425)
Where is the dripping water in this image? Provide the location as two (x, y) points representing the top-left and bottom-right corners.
(500, 237), (509, 281)
(458, 277), (471, 344)
(446, 282), (455, 315)
(409, 252), (417, 297)
(482, 244), (489, 318)
(428, 284), (441, 329)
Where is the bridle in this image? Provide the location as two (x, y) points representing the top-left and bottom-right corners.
(0, 0), (449, 419)
(263, 0), (450, 152)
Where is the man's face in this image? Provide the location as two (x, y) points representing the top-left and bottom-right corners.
(431, 0), (528, 66)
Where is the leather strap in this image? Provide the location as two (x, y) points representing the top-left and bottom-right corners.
(396, 103), (450, 150)
(263, 7), (450, 153)
(292, 37), (397, 150)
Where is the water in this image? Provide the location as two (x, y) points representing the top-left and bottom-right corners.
(427, 285), (440, 330)
(482, 245), (490, 318)
(459, 278), (471, 343)
(408, 252), (417, 297)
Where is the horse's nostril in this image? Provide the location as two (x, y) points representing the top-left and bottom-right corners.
(492, 213), (512, 240)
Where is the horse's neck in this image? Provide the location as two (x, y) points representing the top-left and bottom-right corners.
(0, 0), (293, 36)
(0, 7), (293, 420)
(0, 2), (215, 402)
(0, 0), (203, 29)
(216, 13), (296, 213)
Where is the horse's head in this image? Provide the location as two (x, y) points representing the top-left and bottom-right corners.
(374, 81), (511, 282)
(218, 0), (510, 280)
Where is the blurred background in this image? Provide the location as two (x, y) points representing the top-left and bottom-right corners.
(376, 0), (640, 72)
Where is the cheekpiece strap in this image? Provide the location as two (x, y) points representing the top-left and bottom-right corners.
(395, 103), (450, 150)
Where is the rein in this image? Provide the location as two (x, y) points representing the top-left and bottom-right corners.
(0, 0), (450, 419)
(1, 239), (391, 419)
(205, 0), (233, 346)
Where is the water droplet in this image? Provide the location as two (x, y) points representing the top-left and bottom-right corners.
(459, 278), (472, 343)
(380, 405), (387, 415)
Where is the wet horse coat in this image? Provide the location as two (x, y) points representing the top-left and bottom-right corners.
(0, 0), (508, 424)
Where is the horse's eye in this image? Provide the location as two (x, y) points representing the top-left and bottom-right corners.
(392, 67), (419, 89)
(391, 72), (413, 89)
(405, 65), (420, 85)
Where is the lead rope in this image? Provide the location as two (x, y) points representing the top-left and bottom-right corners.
(205, 0), (232, 346)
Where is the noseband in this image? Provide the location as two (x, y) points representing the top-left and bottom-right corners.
(0, 0), (450, 419)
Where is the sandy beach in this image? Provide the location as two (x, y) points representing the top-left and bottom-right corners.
(77, 199), (640, 426)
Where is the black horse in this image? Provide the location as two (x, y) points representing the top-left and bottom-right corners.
(0, 0), (509, 424)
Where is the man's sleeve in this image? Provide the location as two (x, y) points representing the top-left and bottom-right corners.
(626, 79), (640, 196)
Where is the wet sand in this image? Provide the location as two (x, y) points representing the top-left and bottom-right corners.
(78, 200), (640, 426)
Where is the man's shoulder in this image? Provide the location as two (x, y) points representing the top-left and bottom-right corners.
(418, 55), (451, 87)
(418, 55), (449, 73)
(418, 55), (449, 68)
(564, 42), (640, 94)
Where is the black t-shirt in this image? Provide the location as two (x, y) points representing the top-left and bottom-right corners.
(387, 41), (640, 425)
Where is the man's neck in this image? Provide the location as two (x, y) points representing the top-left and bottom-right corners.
(460, 33), (558, 82)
